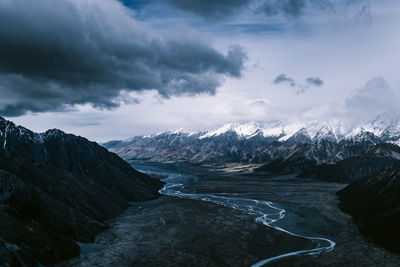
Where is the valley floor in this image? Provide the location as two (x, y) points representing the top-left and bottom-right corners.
(61, 162), (400, 266)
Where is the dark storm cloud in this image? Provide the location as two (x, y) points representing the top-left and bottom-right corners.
(306, 77), (324, 87)
(261, 0), (308, 18)
(164, 0), (366, 20)
(273, 74), (296, 86)
(165, 0), (250, 19)
(0, 0), (246, 116)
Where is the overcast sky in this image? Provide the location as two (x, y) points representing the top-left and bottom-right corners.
(2, 0), (400, 141)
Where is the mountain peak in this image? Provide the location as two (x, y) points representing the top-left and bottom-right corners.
(199, 121), (284, 139)
(169, 128), (192, 135)
(112, 112), (400, 147)
(42, 128), (67, 137)
(144, 128), (194, 139)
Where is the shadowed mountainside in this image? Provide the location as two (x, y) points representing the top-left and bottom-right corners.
(338, 162), (400, 254)
(0, 117), (163, 266)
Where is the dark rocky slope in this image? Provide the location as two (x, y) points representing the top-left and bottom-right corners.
(338, 162), (400, 253)
(0, 117), (163, 266)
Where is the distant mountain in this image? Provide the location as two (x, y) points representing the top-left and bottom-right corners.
(104, 115), (400, 182)
(338, 162), (400, 253)
(0, 117), (163, 266)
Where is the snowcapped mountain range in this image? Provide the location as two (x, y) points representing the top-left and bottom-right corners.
(104, 114), (400, 182)
(119, 115), (400, 145)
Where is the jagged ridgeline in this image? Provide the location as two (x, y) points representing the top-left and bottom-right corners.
(104, 118), (400, 182)
(0, 117), (163, 265)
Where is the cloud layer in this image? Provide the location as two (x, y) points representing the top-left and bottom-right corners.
(164, 0), (367, 20)
(345, 77), (400, 121)
(165, 0), (249, 19)
(0, 0), (246, 116)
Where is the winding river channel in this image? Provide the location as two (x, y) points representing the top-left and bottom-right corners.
(135, 162), (336, 266)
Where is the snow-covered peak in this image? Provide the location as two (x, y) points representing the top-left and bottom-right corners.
(170, 128), (193, 135)
(143, 128), (194, 139)
(305, 121), (349, 141)
(197, 116), (400, 142)
(342, 113), (400, 140)
(199, 121), (285, 139)
(197, 120), (354, 142)
(367, 113), (400, 136)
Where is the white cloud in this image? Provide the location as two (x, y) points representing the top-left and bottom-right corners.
(345, 77), (400, 121)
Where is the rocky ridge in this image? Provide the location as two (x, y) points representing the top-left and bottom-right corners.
(0, 117), (163, 266)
